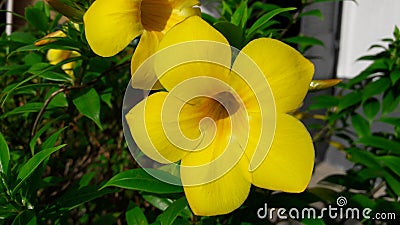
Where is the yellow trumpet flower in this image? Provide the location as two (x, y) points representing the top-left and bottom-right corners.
(125, 17), (315, 216)
(83, 0), (200, 76)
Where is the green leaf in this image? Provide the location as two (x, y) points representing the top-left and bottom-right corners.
(362, 77), (391, 101)
(358, 136), (400, 154)
(38, 71), (73, 83)
(390, 70), (400, 84)
(380, 156), (400, 177)
(246, 7), (296, 40)
(230, 0), (248, 29)
(157, 197), (188, 225)
(299, 9), (323, 19)
(383, 171), (400, 196)
(382, 90), (400, 115)
(102, 169), (183, 194)
(351, 114), (370, 137)
(284, 36), (324, 52)
(362, 98), (380, 121)
(25, 7), (49, 32)
(11, 210), (36, 225)
(73, 88), (102, 129)
(40, 127), (67, 151)
(309, 95), (339, 110)
(143, 195), (173, 211)
(9, 32), (36, 44)
(337, 91), (362, 111)
(126, 203), (148, 225)
(380, 117), (400, 127)
(13, 145), (66, 193)
(0, 133), (10, 175)
(346, 148), (381, 168)
(348, 59), (388, 87)
(57, 186), (116, 210)
(301, 218), (326, 225)
(213, 21), (244, 49)
(1, 102), (43, 119)
(29, 119), (58, 153)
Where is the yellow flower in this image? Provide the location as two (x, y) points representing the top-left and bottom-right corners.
(125, 17), (315, 216)
(47, 49), (80, 79)
(83, 0), (200, 74)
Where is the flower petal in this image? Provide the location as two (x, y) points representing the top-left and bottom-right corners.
(155, 16), (231, 91)
(131, 31), (164, 90)
(83, 0), (143, 57)
(125, 92), (189, 163)
(140, 0), (199, 32)
(251, 113), (314, 193)
(182, 156), (251, 216)
(235, 38), (314, 113)
(179, 105), (251, 215)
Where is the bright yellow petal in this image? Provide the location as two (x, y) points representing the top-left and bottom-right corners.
(140, 0), (199, 32)
(125, 92), (189, 163)
(47, 49), (70, 65)
(131, 31), (164, 90)
(155, 16), (231, 91)
(251, 113), (314, 193)
(83, 0), (143, 57)
(235, 38), (314, 113)
(182, 157), (251, 216)
(180, 113), (251, 215)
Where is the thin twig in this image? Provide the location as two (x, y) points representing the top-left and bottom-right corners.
(30, 60), (130, 138)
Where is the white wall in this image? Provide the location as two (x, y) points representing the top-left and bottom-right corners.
(337, 0), (400, 78)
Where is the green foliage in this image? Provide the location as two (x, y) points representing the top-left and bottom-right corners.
(308, 26), (400, 224)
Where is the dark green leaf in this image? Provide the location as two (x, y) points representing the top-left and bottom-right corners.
(383, 171), (400, 196)
(358, 136), (400, 154)
(346, 148), (381, 168)
(102, 169), (183, 194)
(230, 0), (248, 29)
(247, 7), (296, 40)
(301, 218), (326, 225)
(362, 77), (391, 101)
(38, 71), (73, 83)
(380, 156), (400, 177)
(9, 32), (36, 44)
(382, 90), (400, 115)
(348, 59), (388, 87)
(157, 197), (188, 225)
(13, 145), (66, 193)
(284, 36), (324, 52)
(73, 88), (102, 129)
(126, 204), (148, 225)
(57, 186), (116, 210)
(309, 95), (339, 110)
(337, 92), (362, 111)
(213, 21), (244, 49)
(11, 210), (36, 225)
(351, 114), (370, 137)
(0, 133), (10, 175)
(349, 194), (376, 209)
(29, 119), (58, 153)
(299, 9), (323, 19)
(1, 102), (43, 119)
(25, 7), (48, 32)
(390, 70), (400, 84)
(362, 98), (380, 120)
(143, 195), (173, 211)
(380, 117), (400, 127)
(40, 127), (67, 150)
